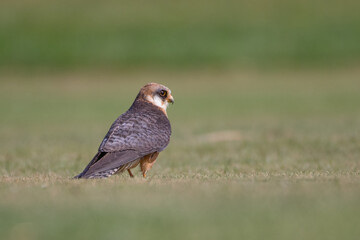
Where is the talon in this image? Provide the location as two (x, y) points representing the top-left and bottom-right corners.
(143, 172), (146, 178)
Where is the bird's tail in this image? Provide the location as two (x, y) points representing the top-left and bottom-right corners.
(74, 150), (140, 179)
(74, 152), (106, 179)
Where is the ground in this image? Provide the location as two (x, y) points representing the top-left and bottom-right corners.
(0, 68), (359, 240)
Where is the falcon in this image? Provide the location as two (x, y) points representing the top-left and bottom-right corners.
(75, 83), (174, 179)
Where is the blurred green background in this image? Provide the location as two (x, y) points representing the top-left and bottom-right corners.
(1, 0), (360, 69)
(1, 1), (360, 240)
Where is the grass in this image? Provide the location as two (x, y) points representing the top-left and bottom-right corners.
(1, 0), (360, 68)
(0, 68), (360, 239)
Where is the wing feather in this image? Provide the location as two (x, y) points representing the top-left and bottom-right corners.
(74, 151), (106, 178)
(79, 150), (141, 178)
(99, 102), (171, 154)
(75, 100), (171, 179)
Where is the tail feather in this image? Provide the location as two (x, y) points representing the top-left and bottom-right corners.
(74, 151), (106, 179)
(74, 150), (140, 179)
(84, 166), (121, 179)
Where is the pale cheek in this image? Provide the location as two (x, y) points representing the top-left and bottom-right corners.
(147, 95), (168, 110)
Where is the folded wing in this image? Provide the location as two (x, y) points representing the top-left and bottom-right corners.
(74, 101), (171, 179)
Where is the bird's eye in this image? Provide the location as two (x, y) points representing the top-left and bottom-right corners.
(159, 90), (167, 97)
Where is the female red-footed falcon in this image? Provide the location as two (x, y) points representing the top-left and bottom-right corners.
(75, 83), (174, 179)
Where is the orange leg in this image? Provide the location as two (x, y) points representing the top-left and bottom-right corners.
(127, 169), (134, 178)
(140, 152), (159, 178)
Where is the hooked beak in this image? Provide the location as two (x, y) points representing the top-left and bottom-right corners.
(167, 94), (174, 104)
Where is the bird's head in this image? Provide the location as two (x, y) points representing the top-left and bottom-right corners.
(136, 83), (174, 112)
